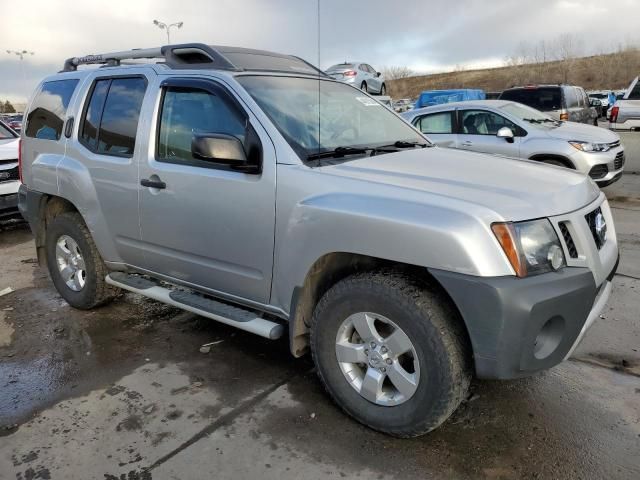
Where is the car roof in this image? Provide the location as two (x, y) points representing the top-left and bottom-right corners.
(406, 99), (514, 115)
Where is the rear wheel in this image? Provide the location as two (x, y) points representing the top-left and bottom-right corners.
(45, 212), (118, 309)
(360, 81), (367, 93)
(311, 271), (471, 437)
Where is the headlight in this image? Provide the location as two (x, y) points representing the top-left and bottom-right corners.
(569, 141), (610, 152)
(491, 219), (565, 277)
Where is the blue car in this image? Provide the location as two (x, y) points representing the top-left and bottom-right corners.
(414, 89), (485, 109)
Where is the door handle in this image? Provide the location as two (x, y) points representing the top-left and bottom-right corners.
(461, 141), (473, 147)
(140, 178), (166, 189)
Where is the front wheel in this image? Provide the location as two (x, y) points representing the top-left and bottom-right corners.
(311, 271), (471, 437)
(360, 81), (367, 93)
(45, 212), (118, 309)
(380, 83), (386, 95)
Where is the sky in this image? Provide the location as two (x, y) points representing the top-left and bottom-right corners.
(1, 0), (639, 103)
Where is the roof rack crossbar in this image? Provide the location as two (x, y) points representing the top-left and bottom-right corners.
(62, 43), (240, 72)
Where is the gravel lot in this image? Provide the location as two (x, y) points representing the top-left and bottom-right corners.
(0, 173), (638, 480)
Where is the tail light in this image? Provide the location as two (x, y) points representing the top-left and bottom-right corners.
(559, 112), (569, 121)
(610, 106), (619, 123)
(18, 138), (23, 184)
(343, 70), (357, 77)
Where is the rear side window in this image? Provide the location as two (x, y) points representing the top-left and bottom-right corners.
(25, 79), (79, 140)
(415, 112), (453, 134)
(499, 88), (561, 112)
(627, 81), (640, 99)
(80, 77), (147, 157)
(564, 87), (579, 108)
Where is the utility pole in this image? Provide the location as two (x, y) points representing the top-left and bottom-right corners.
(152, 20), (183, 44)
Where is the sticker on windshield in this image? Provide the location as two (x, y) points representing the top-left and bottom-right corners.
(356, 96), (381, 106)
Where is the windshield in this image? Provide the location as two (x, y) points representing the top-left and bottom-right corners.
(0, 121), (17, 139)
(499, 87), (562, 111)
(499, 102), (555, 125)
(237, 76), (425, 162)
(589, 93), (606, 99)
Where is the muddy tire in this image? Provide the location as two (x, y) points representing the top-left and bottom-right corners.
(45, 212), (118, 309)
(360, 81), (367, 92)
(380, 83), (386, 96)
(311, 270), (471, 437)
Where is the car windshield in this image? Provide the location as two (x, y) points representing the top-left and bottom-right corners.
(0, 121), (17, 139)
(589, 93), (606, 99)
(499, 102), (557, 126)
(237, 76), (426, 162)
(499, 88), (562, 111)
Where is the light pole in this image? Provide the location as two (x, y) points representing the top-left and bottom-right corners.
(152, 20), (183, 44)
(6, 49), (34, 85)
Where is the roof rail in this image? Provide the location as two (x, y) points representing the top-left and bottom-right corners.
(62, 43), (239, 72)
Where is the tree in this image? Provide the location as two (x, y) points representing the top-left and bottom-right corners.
(381, 66), (414, 80)
(1, 100), (16, 114)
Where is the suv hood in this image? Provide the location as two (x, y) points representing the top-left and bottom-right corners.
(319, 147), (599, 220)
(0, 138), (19, 161)
(546, 121), (619, 143)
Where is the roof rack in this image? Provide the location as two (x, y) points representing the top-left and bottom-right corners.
(61, 43), (326, 77)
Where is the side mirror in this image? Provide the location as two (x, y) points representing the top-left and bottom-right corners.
(497, 127), (515, 143)
(376, 72), (381, 77)
(191, 133), (256, 172)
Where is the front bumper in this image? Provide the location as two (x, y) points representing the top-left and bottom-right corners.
(0, 182), (21, 221)
(431, 259), (617, 379)
(570, 146), (625, 185)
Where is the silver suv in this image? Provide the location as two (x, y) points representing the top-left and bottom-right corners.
(19, 44), (618, 437)
(500, 85), (598, 125)
(402, 100), (625, 186)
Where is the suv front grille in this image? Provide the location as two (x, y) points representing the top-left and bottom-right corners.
(588, 164), (608, 179)
(0, 166), (19, 182)
(585, 207), (606, 250)
(559, 222), (578, 258)
(614, 152), (625, 170)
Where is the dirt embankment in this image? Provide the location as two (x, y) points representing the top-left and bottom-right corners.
(389, 49), (640, 99)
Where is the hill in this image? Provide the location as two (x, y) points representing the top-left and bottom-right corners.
(388, 49), (640, 99)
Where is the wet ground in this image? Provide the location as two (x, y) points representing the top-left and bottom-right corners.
(0, 175), (639, 479)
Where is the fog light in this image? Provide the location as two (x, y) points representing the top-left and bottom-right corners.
(547, 245), (564, 271)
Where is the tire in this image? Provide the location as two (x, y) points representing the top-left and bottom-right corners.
(380, 83), (386, 96)
(45, 212), (118, 309)
(311, 270), (471, 437)
(360, 82), (367, 93)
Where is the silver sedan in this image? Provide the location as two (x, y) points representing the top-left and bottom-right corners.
(325, 62), (386, 95)
(402, 100), (625, 187)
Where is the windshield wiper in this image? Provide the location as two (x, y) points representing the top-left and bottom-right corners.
(523, 118), (543, 124)
(306, 146), (370, 161)
(306, 141), (429, 161)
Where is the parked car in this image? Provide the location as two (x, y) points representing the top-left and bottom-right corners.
(0, 120), (21, 222)
(325, 62), (386, 95)
(588, 91), (615, 116)
(7, 114), (23, 133)
(485, 91), (502, 100)
(393, 98), (414, 113)
(499, 85), (598, 125)
(414, 89), (485, 109)
(19, 43), (618, 437)
(609, 76), (640, 131)
(402, 100), (625, 186)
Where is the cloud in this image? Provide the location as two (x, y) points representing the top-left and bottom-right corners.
(1, 0), (639, 102)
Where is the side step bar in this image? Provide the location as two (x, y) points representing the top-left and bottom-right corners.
(106, 272), (285, 340)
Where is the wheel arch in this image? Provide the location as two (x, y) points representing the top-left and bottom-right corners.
(528, 154), (575, 169)
(288, 252), (473, 366)
(31, 194), (81, 267)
